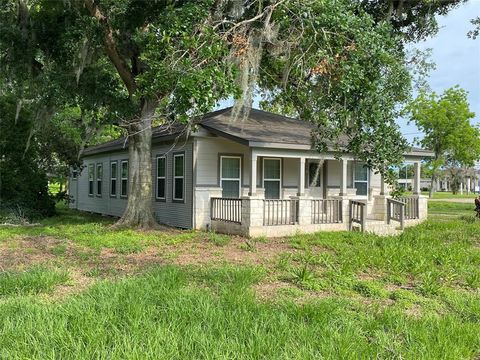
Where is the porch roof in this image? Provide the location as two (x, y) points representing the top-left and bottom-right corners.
(200, 107), (433, 158)
(82, 107), (433, 158)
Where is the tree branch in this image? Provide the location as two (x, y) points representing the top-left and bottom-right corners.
(83, 0), (137, 96)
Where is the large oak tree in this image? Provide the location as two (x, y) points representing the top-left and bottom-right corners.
(0, 0), (465, 227)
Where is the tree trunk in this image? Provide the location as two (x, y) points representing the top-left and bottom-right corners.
(429, 174), (436, 199)
(115, 99), (158, 229)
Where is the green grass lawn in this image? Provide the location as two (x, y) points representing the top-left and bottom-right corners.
(0, 203), (479, 358)
(421, 191), (478, 199)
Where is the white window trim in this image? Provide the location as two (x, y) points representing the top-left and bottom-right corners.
(96, 163), (103, 197)
(156, 156), (166, 200)
(220, 155), (242, 198)
(173, 153), (185, 201)
(353, 162), (369, 197)
(88, 164), (94, 196)
(110, 161), (117, 197)
(263, 157), (282, 199)
(120, 160), (128, 198)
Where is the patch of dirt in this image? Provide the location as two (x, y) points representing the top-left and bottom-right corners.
(0, 236), (66, 270)
(405, 304), (423, 318)
(356, 272), (384, 282)
(253, 279), (333, 304)
(164, 237), (298, 267)
(384, 283), (416, 292)
(44, 268), (95, 301)
(254, 280), (293, 300)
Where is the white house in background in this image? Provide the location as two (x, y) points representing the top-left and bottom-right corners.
(69, 107), (432, 236)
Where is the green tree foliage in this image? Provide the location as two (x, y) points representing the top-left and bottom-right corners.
(359, 0), (465, 42)
(406, 86), (480, 197)
(0, 95), (55, 219)
(468, 16), (480, 39)
(0, 0), (466, 226)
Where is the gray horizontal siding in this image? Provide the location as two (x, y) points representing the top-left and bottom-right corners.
(152, 141), (193, 229)
(70, 140), (193, 229)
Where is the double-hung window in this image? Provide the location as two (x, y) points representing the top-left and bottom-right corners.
(110, 161), (117, 197)
(353, 162), (369, 196)
(156, 156), (166, 200)
(96, 163), (103, 196)
(173, 154), (184, 201)
(221, 156), (241, 198)
(263, 158), (281, 199)
(121, 160), (128, 197)
(88, 164), (94, 196)
(308, 161), (321, 187)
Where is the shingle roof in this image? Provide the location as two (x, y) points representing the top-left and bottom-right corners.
(82, 107), (433, 157)
(200, 107), (315, 146)
(82, 122), (188, 156)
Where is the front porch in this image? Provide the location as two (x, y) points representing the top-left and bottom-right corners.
(196, 146), (428, 237)
(210, 195), (427, 237)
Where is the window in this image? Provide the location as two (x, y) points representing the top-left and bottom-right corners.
(96, 163), (103, 196)
(88, 164), (94, 196)
(173, 154), (184, 201)
(121, 160), (128, 197)
(110, 161), (117, 197)
(263, 158), (281, 199)
(72, 169), (78, 180)
(221, 156), (241, 198)
(156, 156), (166, 199)
(308, 161), (321, 187)
(353, 162), (369, 196)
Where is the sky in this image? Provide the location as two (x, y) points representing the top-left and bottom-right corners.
(399, 0), (480, 144)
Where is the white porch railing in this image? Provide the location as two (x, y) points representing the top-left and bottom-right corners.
(397, 196), (420, 220)
(311, 199), (343, 224)
(263, 199), (299, 226)
(349, 200), (366, 232)
(211, 198), (242, 224)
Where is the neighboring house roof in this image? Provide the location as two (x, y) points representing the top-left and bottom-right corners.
(82, 107), (434, 157)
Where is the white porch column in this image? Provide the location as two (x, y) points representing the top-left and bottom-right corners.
(380, 173), (387, 196)
(460, 182), (464, 195)
(249, 151), (257, 197)
(467, 177), (471, 194)
(413, 161), (421, 195)
(340, 158), (348, 196)
(298, 157), (305, 196)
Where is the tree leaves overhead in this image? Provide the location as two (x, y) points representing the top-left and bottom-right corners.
(359, 0), (465, 42)
(0, 0), (469, 222)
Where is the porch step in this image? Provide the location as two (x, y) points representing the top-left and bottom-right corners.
(351, 219), (401, 236)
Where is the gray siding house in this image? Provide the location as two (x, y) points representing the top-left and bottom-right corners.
(69, 108), (432, 236)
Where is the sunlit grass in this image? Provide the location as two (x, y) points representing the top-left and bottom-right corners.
(0, 203), (198, 253)
(0, 267), (69, 297)
(0, 202), (479, 358)
(0, 266), (479, 359)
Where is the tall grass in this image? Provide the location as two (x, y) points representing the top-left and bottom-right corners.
(0, 267), (69, 297)
(0, 266), (478, 359)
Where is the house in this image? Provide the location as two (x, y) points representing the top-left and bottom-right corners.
(69, 107), (432, 236)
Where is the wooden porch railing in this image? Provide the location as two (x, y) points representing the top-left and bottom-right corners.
(211, 197), (242, 224)
(311, 199), (343, 224)
(349, 200), (366, 232)
(397, 196), (419, 220)
(387, 198), (405, 229)
(263, 199), (299, 226)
